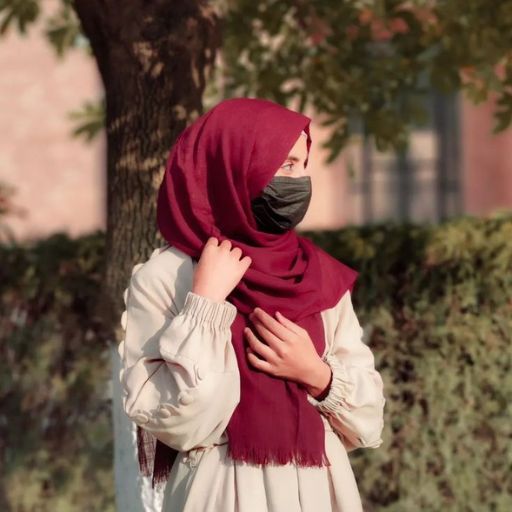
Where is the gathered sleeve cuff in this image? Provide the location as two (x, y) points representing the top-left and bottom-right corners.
(178, 290), (237, 328)
(310, 353), (356, 414)
(307, 290), (386, 452)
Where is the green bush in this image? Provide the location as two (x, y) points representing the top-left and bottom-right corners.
(1, 213), (510, 511)
(305, 212), (512, 511)
(0, 231), (114, 512)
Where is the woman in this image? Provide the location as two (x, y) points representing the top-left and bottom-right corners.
(118, 97), (386, 511)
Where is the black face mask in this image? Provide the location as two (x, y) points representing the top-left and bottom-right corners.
(250, 175), (312, 234)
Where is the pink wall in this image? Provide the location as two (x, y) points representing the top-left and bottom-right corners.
(461, 97), (512, 216)
(298, 107), (354, 231)
(0, 8), (106, 244)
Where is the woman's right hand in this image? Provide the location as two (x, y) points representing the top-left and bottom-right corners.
(191, 237), (252, 303)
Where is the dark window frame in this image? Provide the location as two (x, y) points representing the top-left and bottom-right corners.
(352, 88), (463, 224)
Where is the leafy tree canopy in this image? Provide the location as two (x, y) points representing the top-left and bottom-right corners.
(2, 0), (512, 160)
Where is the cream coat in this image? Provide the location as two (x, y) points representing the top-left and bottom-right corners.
(118, 244), (386, 511)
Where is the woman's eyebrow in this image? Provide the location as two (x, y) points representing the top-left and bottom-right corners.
(286, 154), (302, 162)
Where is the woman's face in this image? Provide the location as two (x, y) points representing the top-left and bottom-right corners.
(274, 133), (309, 178)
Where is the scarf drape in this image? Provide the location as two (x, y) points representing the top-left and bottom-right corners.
(138, 97), (359, 488)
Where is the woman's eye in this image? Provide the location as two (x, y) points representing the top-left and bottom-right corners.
(281, 163), (294, 172)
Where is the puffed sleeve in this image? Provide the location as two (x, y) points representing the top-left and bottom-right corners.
(118, 265), (241, 452)
(307, 290), (386, 452)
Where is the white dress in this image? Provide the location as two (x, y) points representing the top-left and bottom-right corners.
(118, 244), (386, 512)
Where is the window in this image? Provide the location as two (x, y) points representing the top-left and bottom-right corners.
(347, 89), (462, 224)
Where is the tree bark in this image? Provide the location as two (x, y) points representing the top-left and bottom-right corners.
(72, 1), (220, 510)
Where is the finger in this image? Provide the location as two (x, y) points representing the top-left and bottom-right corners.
(251, 308), (291, 341)
(249, 319), (285, 355)
(230, 246), (243, 259)
(240, 255), (252, 269)
(246, 348), (275, 375)
(219, 238), (232, 250)
(244, 327), (277, 362)
(275, 311), (304, 336)
(205, 236), (219, 247)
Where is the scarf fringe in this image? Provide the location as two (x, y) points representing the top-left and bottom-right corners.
(137, 425), (331, 489)
(136, 426), (179, 489)
(136, 425), (155, 478)
(151, 439), (179, 489)
(228, 442), (331, 468)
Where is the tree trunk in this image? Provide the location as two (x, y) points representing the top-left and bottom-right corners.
(72, 2), (220, 510)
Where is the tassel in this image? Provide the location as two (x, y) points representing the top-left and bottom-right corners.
(136, 426), (179, 489)
(151, 440), (179, 489)
(136, 425), (155, 477)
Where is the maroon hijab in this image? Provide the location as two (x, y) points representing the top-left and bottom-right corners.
(140, 97), (359, 488)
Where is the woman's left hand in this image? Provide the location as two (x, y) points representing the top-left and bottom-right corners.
(244, 307), (326, 386)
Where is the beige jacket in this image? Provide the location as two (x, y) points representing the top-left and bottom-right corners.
(118, 244), (386, 511)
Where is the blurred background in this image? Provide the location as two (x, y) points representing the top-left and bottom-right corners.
(3, 3), (512, 240)
(1, 1), (511, 511)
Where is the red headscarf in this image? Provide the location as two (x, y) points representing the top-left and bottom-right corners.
(141, 97), (359, 488)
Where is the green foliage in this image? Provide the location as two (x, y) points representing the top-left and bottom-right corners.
(4, 1), (512, 156)
(0, 0), (39, 35)
(45, 1), (84, 58)
(68, 98), (106, 142)
(0, 231), (115, 511)
(0, 0), (85, 53)
(219, 0), (512, 160)
(2, 214), (511, 510)
(304, 212), (512, 511)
